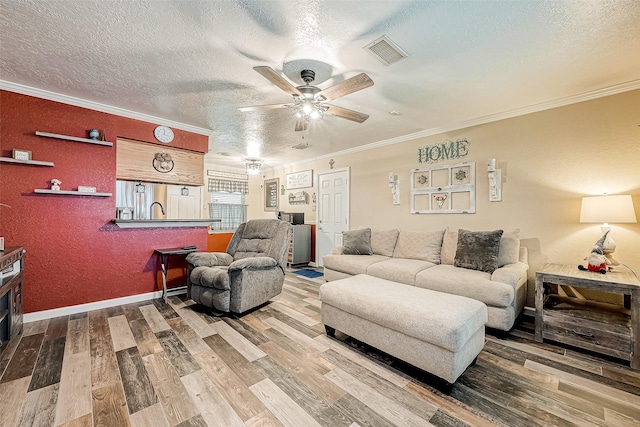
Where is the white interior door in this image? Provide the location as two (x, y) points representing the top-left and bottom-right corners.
(316, 168), (350, 267)
(166, 186), (199, 219)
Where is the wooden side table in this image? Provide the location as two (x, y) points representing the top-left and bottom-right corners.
(535, 263), (640, 369)
(154, 247), (198, 303)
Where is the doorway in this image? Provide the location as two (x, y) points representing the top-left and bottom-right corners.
(315, 167), (350, 267)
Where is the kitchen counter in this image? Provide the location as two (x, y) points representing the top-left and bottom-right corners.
(114, 219), (221, 228)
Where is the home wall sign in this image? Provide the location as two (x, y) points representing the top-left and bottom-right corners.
(264, 178), (279, 211)
(410, 161), (476, 214)
(417, 138), (469, 164)
(286, 170), (313, 190)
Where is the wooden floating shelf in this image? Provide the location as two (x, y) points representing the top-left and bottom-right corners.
(0, 157), (54, 167)
(35, 131), (113, 147)
(34, 189), (112, 197)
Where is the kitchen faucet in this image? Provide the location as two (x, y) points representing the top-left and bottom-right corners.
(150, 201), (165, 219)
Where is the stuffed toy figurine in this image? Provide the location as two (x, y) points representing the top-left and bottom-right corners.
(578, 231), (611, 274)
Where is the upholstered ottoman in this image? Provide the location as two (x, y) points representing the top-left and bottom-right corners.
(319, 274), (487, 384)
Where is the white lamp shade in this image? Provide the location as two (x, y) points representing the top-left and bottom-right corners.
(580, 194), (637, 223)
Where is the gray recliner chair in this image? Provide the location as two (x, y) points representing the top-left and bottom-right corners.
(185, 219), (293, 315)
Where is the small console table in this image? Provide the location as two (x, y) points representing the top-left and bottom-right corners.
(154, 247), (198, 303)
(535, 263), (640, 369)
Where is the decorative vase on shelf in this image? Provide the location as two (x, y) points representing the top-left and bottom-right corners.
(88, 129), (99, 140)
(50, 179), (61, 191)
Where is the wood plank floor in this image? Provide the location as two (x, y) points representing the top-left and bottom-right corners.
(2, 270), (639, 427)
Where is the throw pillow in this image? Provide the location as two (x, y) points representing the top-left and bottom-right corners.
(454, 229), (504, 273)
(392, 229), (445, 264)
(342, 228), (373, 255)
(371, 229), (399, 257)
(440, 231), (458, 265)
(497, 229), (521, 267)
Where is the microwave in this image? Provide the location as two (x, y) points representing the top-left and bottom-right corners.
(278, 212), (304, 225)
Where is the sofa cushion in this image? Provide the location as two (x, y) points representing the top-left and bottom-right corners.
(323, 254), (389, 275)
(366, 258), (435, 286)
(371, 229), (399, 257)
(393, 229), (445, 264)
(342, 228), (373, 255)
(415, 265), (515, 307)
(440, 231), (458, 265)
(454, 229), (503, 273)
(497, 229), (520, 267)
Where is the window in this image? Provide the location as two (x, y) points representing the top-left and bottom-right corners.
(208, 175), (249, 230)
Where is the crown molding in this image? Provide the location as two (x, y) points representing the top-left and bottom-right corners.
(0, 80), (213, 136)
(280, 79), (640, 169)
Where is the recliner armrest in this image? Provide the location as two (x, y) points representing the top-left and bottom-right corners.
(229, 256), (278, 271)
(186, 252), (233, 267)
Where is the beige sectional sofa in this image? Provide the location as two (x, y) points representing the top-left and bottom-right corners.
(323, 228), (529, 331)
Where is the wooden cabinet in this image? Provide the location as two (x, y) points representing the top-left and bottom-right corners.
(0, 246), (24, 358)
(288, 225), (311, 267)
(535, 264), (640, 369)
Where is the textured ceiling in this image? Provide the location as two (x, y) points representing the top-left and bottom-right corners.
(2, 0), (640, 171)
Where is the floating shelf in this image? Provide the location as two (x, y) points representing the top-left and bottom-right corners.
(0, 157), (54, 167)
(34, 189), (112, 197)
(35, 131), (113, 147)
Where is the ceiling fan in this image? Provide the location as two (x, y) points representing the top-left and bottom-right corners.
(238, 66), (374, 131)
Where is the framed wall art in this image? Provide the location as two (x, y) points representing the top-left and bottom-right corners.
(410, 161), (475, 214)
(12, 149), (32, 161)
(264, 178), (279, 211)
(286, 170), (313, 190)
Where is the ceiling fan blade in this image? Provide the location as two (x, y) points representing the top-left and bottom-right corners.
(294, 120), (308, 132)
(324, 105), (369, 123)
(253, 66), (301, 96)
(318, 73), (374, 101)
(237, 103), (290, 112)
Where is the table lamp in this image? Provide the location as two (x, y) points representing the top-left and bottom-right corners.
(580, 194), (637, 266)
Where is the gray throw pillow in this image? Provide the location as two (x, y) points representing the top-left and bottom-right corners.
(342, 228), (373, 255)
(454, 229), (504, 273)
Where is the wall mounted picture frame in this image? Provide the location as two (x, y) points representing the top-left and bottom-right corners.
(12, 149), (32, 161)
(264, 178), (279, 211)
(286, 170), (313, 189)
(410, 161), (476, 214)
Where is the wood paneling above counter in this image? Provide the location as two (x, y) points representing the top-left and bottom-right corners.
(116, 138), (204, 186)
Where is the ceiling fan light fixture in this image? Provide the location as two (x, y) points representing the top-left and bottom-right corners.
(245, 159), (262, 175)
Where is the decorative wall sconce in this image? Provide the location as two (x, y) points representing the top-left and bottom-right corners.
(487, 159), (502, 202)
(181, 186), (189, 196)
(388, 172), (400, 205)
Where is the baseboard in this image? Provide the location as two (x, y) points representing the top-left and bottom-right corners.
(23, 290), (168, 323)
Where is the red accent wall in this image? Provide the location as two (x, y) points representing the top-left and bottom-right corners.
(0, 90), (209, 313)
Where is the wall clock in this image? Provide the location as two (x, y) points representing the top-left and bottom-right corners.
(154, 125), (174, 143)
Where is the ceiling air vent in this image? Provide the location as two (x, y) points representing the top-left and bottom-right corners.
(292, 143), (311, 150)
(364, 35), (409, 66)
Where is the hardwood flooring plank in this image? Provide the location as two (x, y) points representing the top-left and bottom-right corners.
(16, 383), (59, 427)
(508, 394), (607, 427)
(28, 336), (66, 392)
(66, 317), (89, 355)
(176, 414), (208, 427)
(22, 319), (49, 336)
(152, 299), (180, 320)
(326, 367), (438, 427)
(129, 404), (170, 427)
(181, 369), (246, 427)
(192, 349), (266, 421)
(108, 315), (137, 352)
(203, 333), (265, 387)
(53, 350), (92, 426)
(557, 381), (640, 421)
(105, 306), (125, 318)
(154, 329), (200, 377)
(2, 333), (44, 383)
(244, 409), (285, 427)
(142, 350), (199, 426)
(0, 329), (23, 378)
(139, 303), (172, 333)
(44, 316), (69, 341)
(303, 297), (321, 308)
(92, 382), (131, 427)
(241, 313), (271, 333)
(259, 340), (346, 403)
(122, 303), (145, 322)
(315, 335), (409, 388)
(211, 320), (266, 362)
(269, 301), (320, 327)
(0, 376), (31, 427)
(261, 307), (321, 339)
(263, 316), (327, 353)
(604, 407), (640, 427)
(332, 393), (396, 427)
(177, 306), (217, 338)
(222, 316), (270, 346)
(90, 314), (121, 390)
(116, 347), (158, 415)
(249, 378), (323, 427)
(56, 412), (93, 427)
(253, 356), (354, 427)
(166, 316), (211, 356)
(129, 318), (163, 357)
